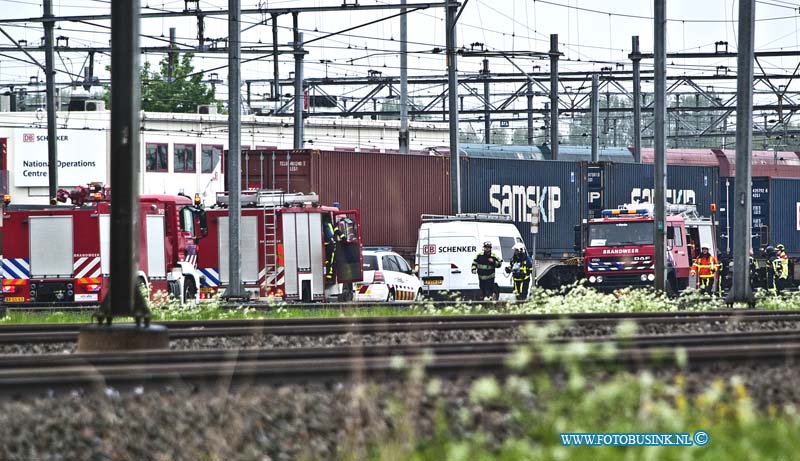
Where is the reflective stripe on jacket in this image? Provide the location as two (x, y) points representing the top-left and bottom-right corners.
(510, 254), (534, 281)
(779, 252), (789, 279)
(472, 252), (502, 280)
(691, 255), (718, 279)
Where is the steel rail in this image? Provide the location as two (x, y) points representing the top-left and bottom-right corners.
(0, 336), (797, 399)
(0, 310), (800, 344)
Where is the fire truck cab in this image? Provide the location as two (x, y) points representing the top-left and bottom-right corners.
(198, 190), (363, 302)
(580, 204), (717, 295)
(1, 184), (208, 306)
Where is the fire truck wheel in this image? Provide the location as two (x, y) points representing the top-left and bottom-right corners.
(338, 284), (354, 302)
(415, 290), (423, 302)
(183, 278), (197, 304)
(386, 290), (395, 302)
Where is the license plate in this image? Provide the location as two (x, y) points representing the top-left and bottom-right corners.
(3, 297), (24, 303)
(74, 294), (99, 302)
(424, 279), (443, 286)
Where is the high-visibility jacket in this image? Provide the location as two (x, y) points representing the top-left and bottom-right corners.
(324, 222), (344, 246)
(778, 251), (789, 280)
(472, 252), (502, 280)
(508, 253), (533, 282)
(691, 254), (718, 279)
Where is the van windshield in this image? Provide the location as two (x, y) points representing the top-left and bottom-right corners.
(588, 221), (653, 247)
(498, 236), (516, 259)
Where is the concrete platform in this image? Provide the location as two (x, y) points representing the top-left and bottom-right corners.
(77, 324), (169, 352)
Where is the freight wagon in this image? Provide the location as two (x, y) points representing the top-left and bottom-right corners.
(224, 149), (451, 260)
(224, 149), (800, 290)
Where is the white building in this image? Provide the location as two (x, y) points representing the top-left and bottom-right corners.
(0, 110), (449, 204)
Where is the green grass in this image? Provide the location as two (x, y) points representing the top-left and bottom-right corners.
(2, 284), (799, 325)
(359, 326), (800, 461)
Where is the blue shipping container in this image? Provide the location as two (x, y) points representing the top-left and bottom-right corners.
(460, 158), (581, 255)
(768, 178), (800, 257)
(718, 177), (771, 254)
(603, 163), (719, 216)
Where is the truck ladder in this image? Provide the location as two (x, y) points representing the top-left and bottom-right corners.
(262, 206), (280, 290)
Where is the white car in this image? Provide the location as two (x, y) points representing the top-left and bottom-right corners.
(355, 249), (422, 302)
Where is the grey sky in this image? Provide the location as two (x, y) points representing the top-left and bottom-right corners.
(0, 1), (798, 106)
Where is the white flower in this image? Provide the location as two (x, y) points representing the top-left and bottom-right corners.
(470, 376), (501, 403)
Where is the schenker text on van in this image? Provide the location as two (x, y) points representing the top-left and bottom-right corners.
(437, 246), (477, 253)
(489, 184), (561, 223)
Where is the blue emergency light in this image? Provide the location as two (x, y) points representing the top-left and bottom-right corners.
(600, 208), (651, 217)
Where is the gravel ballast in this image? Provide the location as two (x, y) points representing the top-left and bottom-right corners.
(0, 360), (799, 460)
(3, 318), (800, 355)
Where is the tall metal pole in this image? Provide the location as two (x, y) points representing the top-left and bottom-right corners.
(654, 0), (667, 292)
(271, 13), (279, 102)
(729, 0), (756, 305)
(543, 102), (550, 145)
(549, 34), (560, 160)
(168, 27), (176, 83)
(631, 35), (643, 163)
(591, 73), (599, 162)
(526, 80), (534, 145)
(109, 0), (141, 316)
(399, 0), (409, 153)
(293, 14), (304, 149)
(227, 0), (243, 298)
(43, 0), (58, 204)
(483, 58), (491, 144)
(446, 0), (460, 213)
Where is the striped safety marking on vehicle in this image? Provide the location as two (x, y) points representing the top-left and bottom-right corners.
(74, 257), (102, 279)
(587, 261), (652, 272)
(264, 267), (285, 287)
(199, 268), (220, 287)
(388, 284), (417, 301)
(2, 258), (30, 280)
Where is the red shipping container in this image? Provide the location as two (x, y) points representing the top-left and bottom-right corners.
(225, 149), (451, 259)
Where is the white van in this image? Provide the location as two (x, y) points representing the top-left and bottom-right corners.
(415, 213), (526, 299)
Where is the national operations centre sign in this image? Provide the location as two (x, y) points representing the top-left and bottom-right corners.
(13, 129), (107, 187)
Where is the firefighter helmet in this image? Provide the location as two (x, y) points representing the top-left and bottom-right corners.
(483, 241), (492, 249)
(777, 244), (785, 251)
(765, 246), (775, 256)
(513, 243), (525, 253)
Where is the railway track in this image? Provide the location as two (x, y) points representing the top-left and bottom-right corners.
(0, 330), (798, 399)
(0, 309), (798, 345)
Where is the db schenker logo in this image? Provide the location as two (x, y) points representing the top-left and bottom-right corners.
(422, 244), (437, 255)
(23, 133), (35, 143)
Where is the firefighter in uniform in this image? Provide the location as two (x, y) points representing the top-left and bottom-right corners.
(749, 248), (760, 290)
(505, 243), (533, 300)
(764, 246), (783, 294)
(472, 241), (502, 300)
(691, 246), (718, 295)
(776, 243), (789, 293)
(323, 220), (345, 280)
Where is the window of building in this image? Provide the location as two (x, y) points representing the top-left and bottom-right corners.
(146, 143), (168, 172)
(201, 144), (222, 173)
(174, 144), (196, 173)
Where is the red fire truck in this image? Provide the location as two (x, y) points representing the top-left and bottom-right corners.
(1, 184), (208, 306)
(580, 204), (718, 295)
(197, 190), (363, 302)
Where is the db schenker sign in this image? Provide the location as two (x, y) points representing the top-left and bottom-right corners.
(14, 129), (107, 187)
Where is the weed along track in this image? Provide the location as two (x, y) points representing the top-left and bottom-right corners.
(3, 309), (800, 353)
(2, 310), (800, 458)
